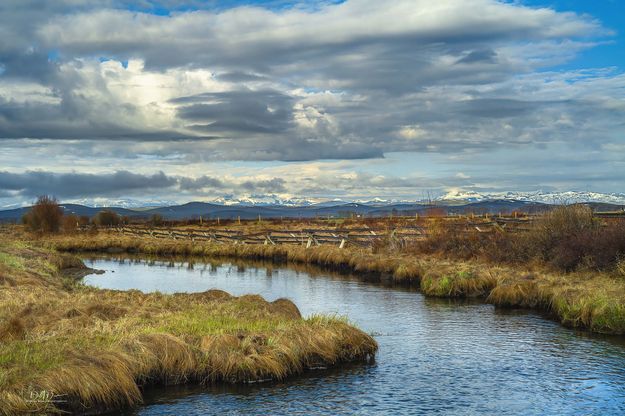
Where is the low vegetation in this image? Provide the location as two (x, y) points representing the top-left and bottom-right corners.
(4, 201), (624, 413)
(46, 215), (625, 335)
(93, 209), (125, 227)
(0, 234), (377, 414)
(21, 196), (63, 234)
(21, 196), (127, 234)
(411, 205), (625, 274)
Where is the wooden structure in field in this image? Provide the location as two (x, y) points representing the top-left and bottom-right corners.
(108, 226), (427, 247)
(98, 215), (537, 248)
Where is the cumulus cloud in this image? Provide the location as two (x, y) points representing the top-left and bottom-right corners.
(177, 175), (286, 193)
(0, 170), (291, 200)
(0, 171), (176, 198)
(0, 0), (619, 158)
(173, 89), (295, 135)
(0, 0), (623, 204)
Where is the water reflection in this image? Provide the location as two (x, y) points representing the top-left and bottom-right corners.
(82, 255), (625, 416)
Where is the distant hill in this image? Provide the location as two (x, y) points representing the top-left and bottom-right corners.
(3, 199), (622, 223)
(0, 204), (144, 223)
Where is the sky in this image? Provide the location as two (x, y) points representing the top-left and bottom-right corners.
(0, 0), (624, 207)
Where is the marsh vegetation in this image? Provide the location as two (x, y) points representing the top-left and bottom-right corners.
(47, 206), (625, 335)
(0, 234), (376, 414)
(3, 200), (625, 414)
(81, 255), (625, 415)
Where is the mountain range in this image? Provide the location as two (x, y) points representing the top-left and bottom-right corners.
(0, 194), (623, 223)
(438, 190), (625, 205)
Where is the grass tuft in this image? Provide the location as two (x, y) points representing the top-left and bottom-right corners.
(0, 234), (377, 414)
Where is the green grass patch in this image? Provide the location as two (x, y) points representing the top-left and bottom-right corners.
(0, 252), (26, 272)
(0, 234), (377, 415)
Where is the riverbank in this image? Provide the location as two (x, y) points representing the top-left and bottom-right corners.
(49, 232), (625, 335)
(0, 236), (377, 415)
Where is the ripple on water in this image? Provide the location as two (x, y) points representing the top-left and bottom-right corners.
(83, 257), (625, 416)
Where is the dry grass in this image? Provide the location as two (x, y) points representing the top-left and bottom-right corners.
(148, 216), (424, 233)
(0, 234), (377, 415)
(3, 220), (621, 414)
(411, 206), (625, 273)
(44, 230), (625, 335)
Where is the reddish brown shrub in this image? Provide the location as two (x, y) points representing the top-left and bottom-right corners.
(22, 195), (64, 233)
(62, 214), (79, 234)
(405, 206), (625, 273)
(93, 210), (122, 227)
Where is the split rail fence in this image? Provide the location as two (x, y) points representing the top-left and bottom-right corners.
(99, 216), (537, 248)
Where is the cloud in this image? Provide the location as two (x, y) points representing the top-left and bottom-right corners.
(179, 175), (287, 193)
(36, 1), (602, 76)
(173, 89), (295, 135)
(0, 170), (292, 200)
(0, 0), (618, 162)
(454, 98), (546, 119)
(240, 178), (287, 193)
(0, 170), (176, 198)
(0, 0), (623, 204)
(456, 49), (498, 64)
(178, 175), (226, 190)
(1, 145), (624, 206)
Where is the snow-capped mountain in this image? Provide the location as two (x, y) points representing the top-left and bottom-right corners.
(6, 191), (624, 212)
(208, 195), (319, 206)
(173, 191), (625, 206)
(66, 198), (178, 209)
(439, 190), (625, 205)
(439, 190), (485, 202)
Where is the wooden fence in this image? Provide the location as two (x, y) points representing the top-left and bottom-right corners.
(98, 216), (536, 248)
(106, 226), (425, 248)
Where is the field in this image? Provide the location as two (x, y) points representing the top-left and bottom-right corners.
(48, 229), (625, 335)
(0, 231), (377, 415)
(46, 205), (625, 334)
(2, 204), (625, 413)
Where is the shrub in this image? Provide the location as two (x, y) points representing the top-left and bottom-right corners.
(525, 205), (625, 271)
(526, 205), (597, 260)
(583, 221), (625, 271)
(62, 214), (79, 234)
(22, 196), (64, 233)
(94, 210), (121, 227)
(149, 214), (164, 226)
(406, 205), (625, 273)
(424, 207), (446, 217)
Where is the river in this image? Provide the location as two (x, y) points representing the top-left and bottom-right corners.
(82, 256), (625, 415)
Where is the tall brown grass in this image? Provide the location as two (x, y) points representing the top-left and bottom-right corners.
(412, 205), (625, 274)
(44, 228), (625, 335)
(61, 214), (79, 234)
(0, 235), (377, 414)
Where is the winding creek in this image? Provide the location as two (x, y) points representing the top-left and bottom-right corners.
(82, 256), (625, 415)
